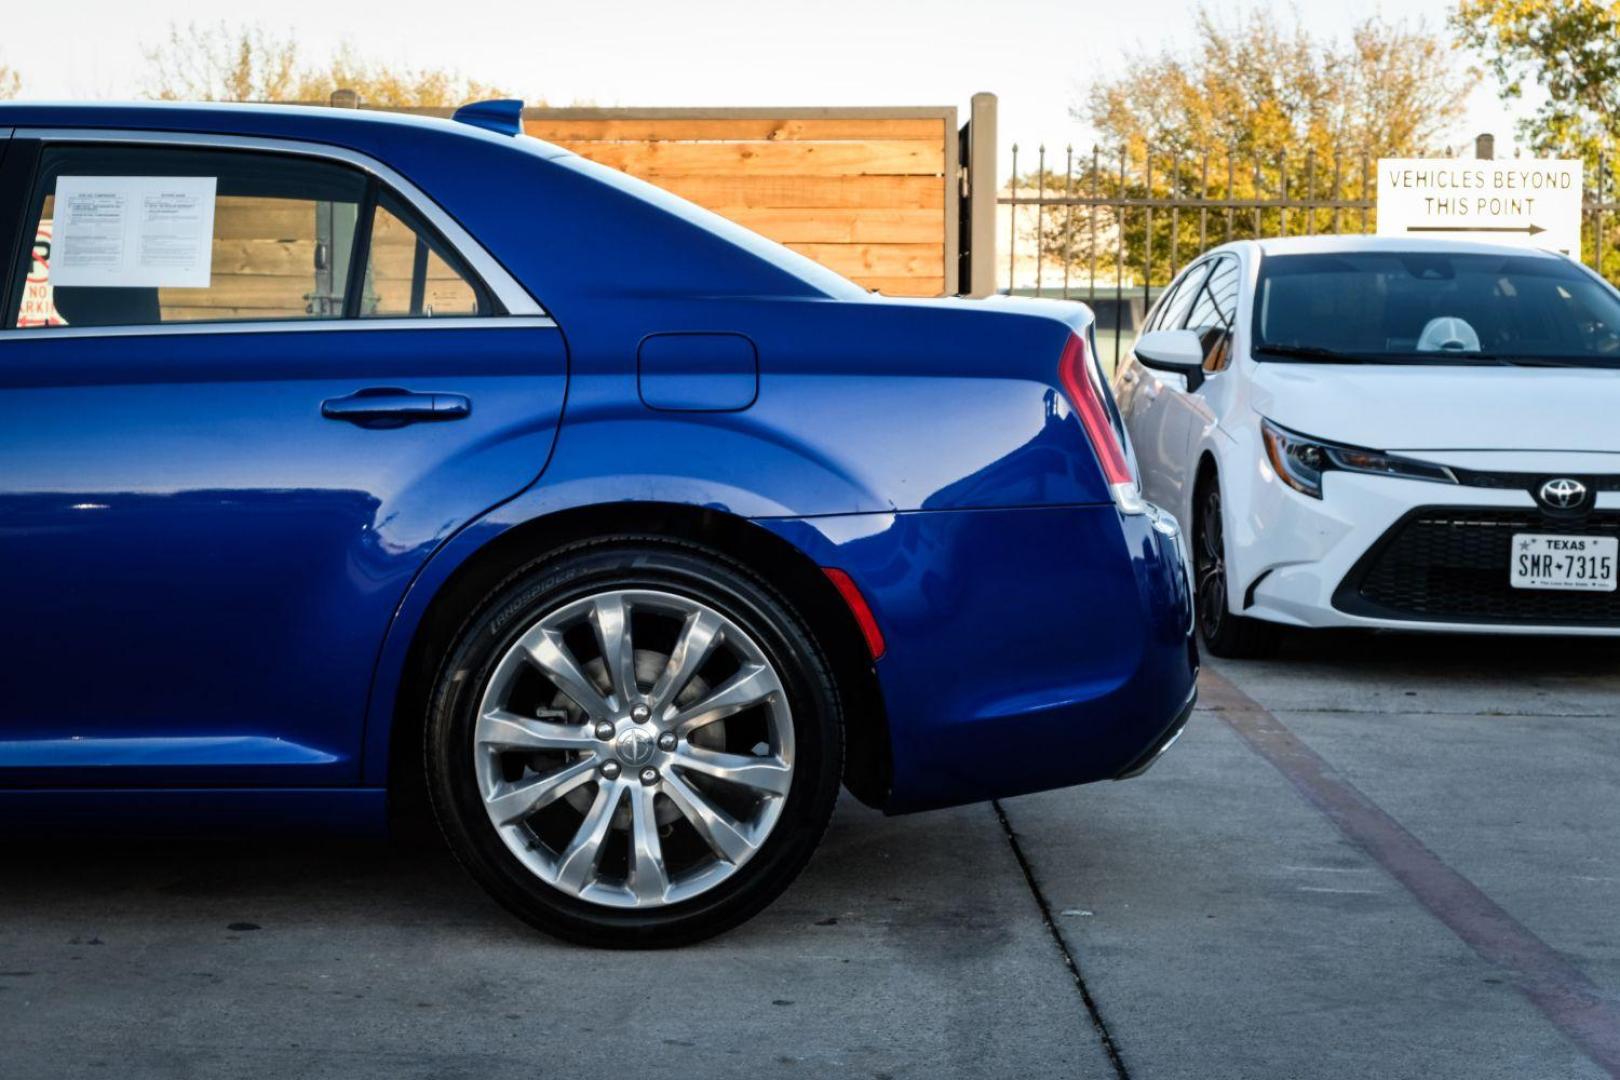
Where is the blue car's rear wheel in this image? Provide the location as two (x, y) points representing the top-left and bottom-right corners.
(425, 538), (843, 947)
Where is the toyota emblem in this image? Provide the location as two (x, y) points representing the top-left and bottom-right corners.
(1538, 477), (1587, 510)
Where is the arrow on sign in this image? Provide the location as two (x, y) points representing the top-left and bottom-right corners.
(1406, 224), (1548, 236)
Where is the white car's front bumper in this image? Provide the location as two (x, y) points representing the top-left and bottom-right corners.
(1232, 459), (1620, 636)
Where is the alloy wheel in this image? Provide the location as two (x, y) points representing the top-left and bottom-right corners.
(472, 589), (794, 909)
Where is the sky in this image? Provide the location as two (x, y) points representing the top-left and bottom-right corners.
(5, 0), (1530, 167)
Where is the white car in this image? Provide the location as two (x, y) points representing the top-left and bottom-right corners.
(1114, 236), (1620, 657)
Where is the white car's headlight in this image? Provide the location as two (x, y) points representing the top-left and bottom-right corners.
(1260, 418), (1457, 499)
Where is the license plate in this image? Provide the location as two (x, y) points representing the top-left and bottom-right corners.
(1510, 534), (1618, 592)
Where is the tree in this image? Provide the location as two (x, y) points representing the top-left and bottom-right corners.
(142, 23), (508, 108)
(1452, 0), (1620, 159)
(143, 23), (302, 103)
(1453, 1), (1620, 275)
(1010, 6), (1476, 289)
(1343, 17), (1477, 157)
(290, 43), (508, 110)
(0, 61), (19, 101)
(1083, 7), (1472, 164)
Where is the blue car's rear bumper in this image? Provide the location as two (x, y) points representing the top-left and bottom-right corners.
(760, 503), (1199, 813)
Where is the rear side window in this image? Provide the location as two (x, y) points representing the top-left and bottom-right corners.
(7, 143), (492, 329)
(362, 190), (483, 318)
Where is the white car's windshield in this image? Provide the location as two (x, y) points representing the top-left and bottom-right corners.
(1253, 251), (1620, 367)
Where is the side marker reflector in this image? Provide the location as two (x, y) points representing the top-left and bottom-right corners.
(822, 567), (886, 661)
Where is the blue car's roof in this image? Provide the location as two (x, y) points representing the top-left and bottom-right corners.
(0, 101), (866, 308)
(0, 100), (563, 156)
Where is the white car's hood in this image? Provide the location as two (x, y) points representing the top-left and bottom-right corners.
(1247, 360), (1620, 453)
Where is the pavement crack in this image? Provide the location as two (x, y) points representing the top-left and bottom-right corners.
(992, 799), (1131, 1080)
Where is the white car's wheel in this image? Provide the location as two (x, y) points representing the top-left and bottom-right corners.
(1195, 479), (1281, 659)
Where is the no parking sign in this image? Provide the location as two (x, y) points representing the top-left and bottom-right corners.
(1376, 158), (1583, 255)
(17, 222), (66, 327)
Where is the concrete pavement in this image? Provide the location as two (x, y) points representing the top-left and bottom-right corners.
(1, 630), (1616, 1078)
(1001, 630), (1620, 1079)
(0, 802), (1112, 1079)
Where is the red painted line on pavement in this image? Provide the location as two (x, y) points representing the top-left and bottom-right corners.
(1200, 668), (1620, 1079)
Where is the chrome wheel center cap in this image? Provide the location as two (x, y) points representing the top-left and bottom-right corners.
(614, 727), (657, 767)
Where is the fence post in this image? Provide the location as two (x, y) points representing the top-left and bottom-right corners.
(1598, 152), (1606, 275)
(961, 92), (998, 297)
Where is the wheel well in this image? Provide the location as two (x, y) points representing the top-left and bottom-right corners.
(1191, 454), (1220, 552)
(1194, 453), (1219, 499)
(1192, 452), (1239, 613)
(386, 503), (893, 829)
(1190, 454), (1219, 544)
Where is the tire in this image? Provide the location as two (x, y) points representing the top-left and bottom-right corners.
(1194, 478), (1281, 659)
(424, 538), (843, 948)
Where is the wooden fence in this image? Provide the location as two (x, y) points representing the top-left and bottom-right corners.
(522, 107), (958, 296)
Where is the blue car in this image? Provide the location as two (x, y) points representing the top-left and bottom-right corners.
(0, 101), (1197, 945)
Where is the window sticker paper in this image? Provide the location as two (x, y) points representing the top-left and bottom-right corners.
(51, 177), (217, 289)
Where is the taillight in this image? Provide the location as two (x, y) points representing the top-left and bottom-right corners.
(1056, 333), (1146, 514)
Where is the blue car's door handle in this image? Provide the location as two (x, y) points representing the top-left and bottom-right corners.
(321, 389), (471, 426)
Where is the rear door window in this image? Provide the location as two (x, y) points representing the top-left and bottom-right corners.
(8, 145), (368, 328)
(6, 143), (492, 329)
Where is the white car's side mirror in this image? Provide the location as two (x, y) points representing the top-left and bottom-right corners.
(1133, 329), (1206, 372)
(1133, 329), (1209, 390)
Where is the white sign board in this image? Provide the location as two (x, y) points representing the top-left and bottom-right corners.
(51, 176), (217, 289)
(1377, 158), (1582, 255)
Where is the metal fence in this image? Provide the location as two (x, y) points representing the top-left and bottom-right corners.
(998, 140), (1620, 368)
(998, 143), (1378, 367)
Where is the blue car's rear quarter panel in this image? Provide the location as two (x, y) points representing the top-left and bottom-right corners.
(346, 289), (1196, 806)
(765, 505), (1195, 813)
